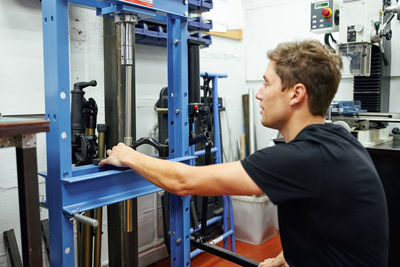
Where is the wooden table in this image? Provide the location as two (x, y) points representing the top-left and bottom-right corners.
(0, 117), (50, 267)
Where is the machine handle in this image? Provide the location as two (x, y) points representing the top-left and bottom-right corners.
(73, 80), (97, 92)
(73, 213), (99, 227)
(130, 137), (169, 158)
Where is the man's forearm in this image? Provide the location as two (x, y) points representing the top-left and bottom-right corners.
(122, 149), (189, 195)
(99, 142), (263, 196)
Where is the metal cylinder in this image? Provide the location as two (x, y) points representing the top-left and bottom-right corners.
(104, 15), (139, 266)
(124, 65), (134, 146)
(114, 14), (138, 66)
(74, 212), (98, 227)
(97, 124), (107, 160)
(115, 14), (138, 146)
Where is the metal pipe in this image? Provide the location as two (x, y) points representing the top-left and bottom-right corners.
(74, 212), (98, 227)
(93, 207), (103, 267)
(248, 88), (256, 154)
(189, 215), (223, 234)
(124, 65), (133, 146)
(97, 124), (107, 160)
(227, 196), (236, 251)
(76, 210), (95, 267)
(194, 147), (218, 157)
(212, 77), (223, 163)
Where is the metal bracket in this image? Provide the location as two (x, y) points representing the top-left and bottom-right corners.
(0, 135), (36, 149)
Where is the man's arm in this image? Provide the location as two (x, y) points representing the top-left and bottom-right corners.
(98, 142), (263, 196)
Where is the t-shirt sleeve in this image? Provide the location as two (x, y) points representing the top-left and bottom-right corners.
(241, 142), (322, 204)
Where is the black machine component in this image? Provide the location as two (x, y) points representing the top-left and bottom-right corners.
(190, 236), (259, 267)
(353, 44), (390, 112)
(71, 80), (98, 165)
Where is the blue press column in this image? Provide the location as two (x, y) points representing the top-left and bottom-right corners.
(167, 14), (191, 267)
(42, 0), (75, 266)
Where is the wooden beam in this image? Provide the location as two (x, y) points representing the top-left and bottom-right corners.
(209, 29), (243, 40)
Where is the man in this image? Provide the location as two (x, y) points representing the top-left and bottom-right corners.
(99, 40), (388, 266)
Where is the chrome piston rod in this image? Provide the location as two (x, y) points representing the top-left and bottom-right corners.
(115, 14), (138, 146)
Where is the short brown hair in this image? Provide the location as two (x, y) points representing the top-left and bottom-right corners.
(267, 40), (342, 116)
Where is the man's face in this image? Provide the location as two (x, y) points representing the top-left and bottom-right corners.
(255, 61), (292, 129)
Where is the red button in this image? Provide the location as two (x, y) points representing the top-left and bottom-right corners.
(321, 8), (332, 18)
(194, 105), (199, 110)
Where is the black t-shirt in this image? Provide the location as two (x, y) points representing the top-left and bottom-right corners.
(241, 123), (388, 267)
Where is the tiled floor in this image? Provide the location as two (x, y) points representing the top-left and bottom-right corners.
(150, 234), (282, 267)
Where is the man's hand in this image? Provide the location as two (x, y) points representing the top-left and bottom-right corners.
(258, 251), (289, 267)
(98, 142), (133, 168)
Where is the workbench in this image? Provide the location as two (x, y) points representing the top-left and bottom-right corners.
(0, 116), (49, 266)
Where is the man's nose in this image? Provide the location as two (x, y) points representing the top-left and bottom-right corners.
(255, 86), (264, 100)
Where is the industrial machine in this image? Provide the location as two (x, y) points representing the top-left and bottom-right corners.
(329, 100), (400, 147)
(41, 0), (259, 266)
(311, 0), (400, 146)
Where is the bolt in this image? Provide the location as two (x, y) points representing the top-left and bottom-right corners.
(176, 109), (180, 114)
(60, 91), (66, 99)
(176, 238), (182, 245)
(174, 39), (180, 45)
(184, 0), (188, 4)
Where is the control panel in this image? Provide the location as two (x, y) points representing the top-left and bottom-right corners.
(310, 0), (339, 33)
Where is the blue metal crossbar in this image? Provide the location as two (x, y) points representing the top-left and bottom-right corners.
(188, 0), (213, 12)
(134, 21), (212, 47)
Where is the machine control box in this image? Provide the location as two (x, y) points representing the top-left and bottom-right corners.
(310, 0), (339, 33)
(338, 0), (382, 43)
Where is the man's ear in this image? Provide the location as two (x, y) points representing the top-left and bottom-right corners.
(289, 83), (307, 106)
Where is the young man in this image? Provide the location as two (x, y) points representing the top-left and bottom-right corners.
(99, 40), (388, 267)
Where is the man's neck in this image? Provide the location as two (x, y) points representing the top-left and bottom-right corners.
(280, 115), (325, 143)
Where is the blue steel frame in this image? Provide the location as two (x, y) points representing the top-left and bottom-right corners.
(41, 0), (190, 266)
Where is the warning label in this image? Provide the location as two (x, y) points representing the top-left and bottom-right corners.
(120, 0), (153, 8)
